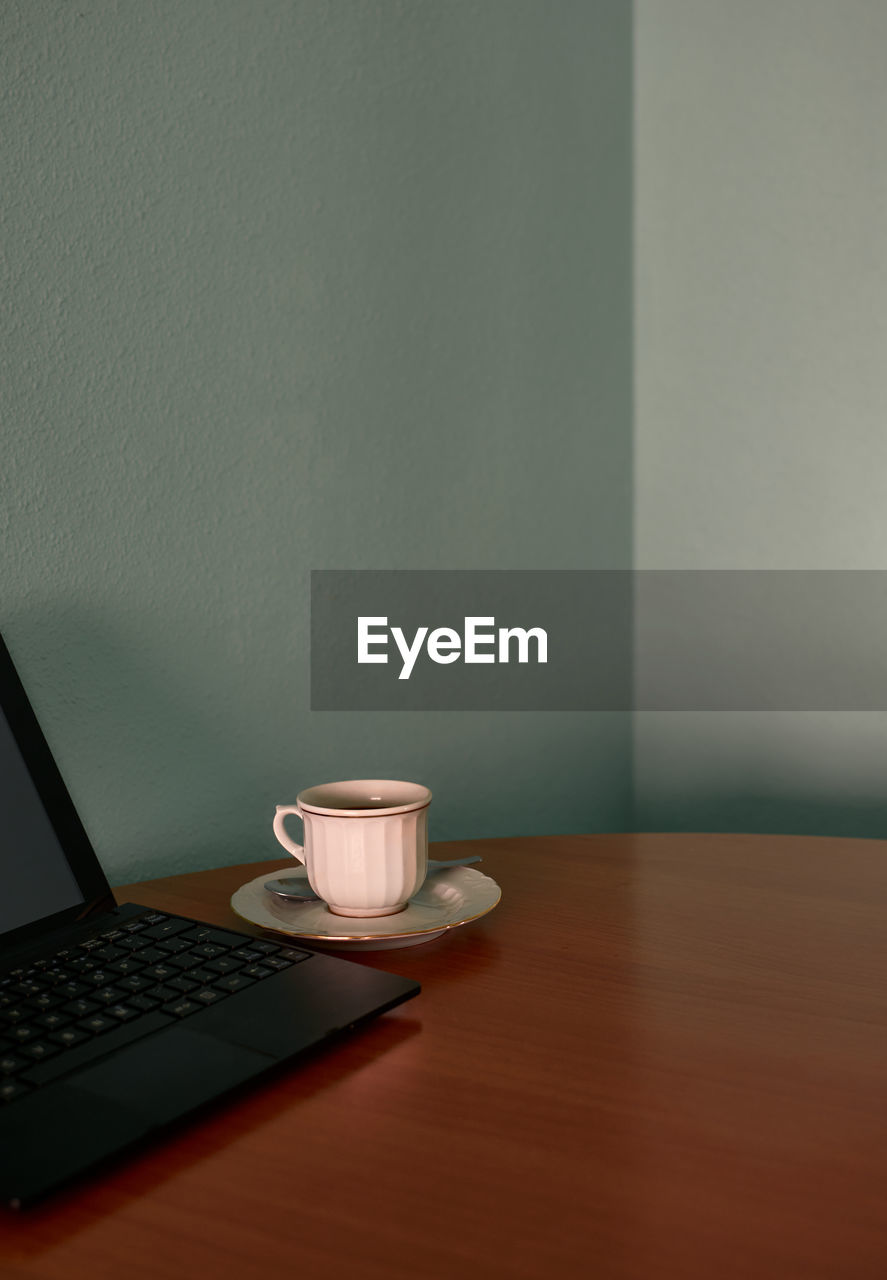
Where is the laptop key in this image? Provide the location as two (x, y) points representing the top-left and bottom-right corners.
(146, 984), (180, 1002)
(93, 944), (127, 962)
(57, 980), (89, 999)
(186, 967), (217, 985)
(123, 993), (161, 1013)
(0, 1052), (28, 1075)
(22, 1040), (61, 1062)
(143, 918), (193, 940)
(92, 987), (127, 1005)
(168, 977), (198, 995)
(144, 964), (178, 983)
(78, 1014), (116, 1035)
(35, 1011), (70, 1032)
(206, 956), (244, 975)
(64, 982), (91, 998)
(117, 935), (153, 952)
(213, 974), (256, 993)
(166, 952), (204, 971)
(49, 1027), (90, 1049)
(248, 940), (281, 955)
(192, 988), (227, 1006)
(63, 997), (100, 1018)
(162, 998), (201, 1018)
(180, 927), (240, 948)
(1, 1079), (32, 1104)
(106, 1004), (140, 1022)
(190, 944), (228, 961)
(26, 991), (62, 1012)
(241, 965), (273, 980)
(156, 938), (194, 955)
(84, 970), (116, 987)
(118, 974), (152, 993)
(8, 1025), (39, 1044)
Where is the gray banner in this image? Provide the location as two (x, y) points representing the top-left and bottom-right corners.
(310, 570), (887, 711)
(311, 570), (632, 710)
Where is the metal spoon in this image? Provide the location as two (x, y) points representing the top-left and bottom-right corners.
(264, 855), (483, 902)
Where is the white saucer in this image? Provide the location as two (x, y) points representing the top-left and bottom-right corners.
(230, 865), (501, 950)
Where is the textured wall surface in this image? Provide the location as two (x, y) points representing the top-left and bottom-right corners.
(2, 1), (632, 882)
(634, 0), (887, 836)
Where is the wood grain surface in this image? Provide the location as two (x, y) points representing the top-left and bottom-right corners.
(4, 832), (887, 1279)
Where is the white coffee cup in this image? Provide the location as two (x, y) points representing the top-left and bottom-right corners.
(272, 779), (430, 917)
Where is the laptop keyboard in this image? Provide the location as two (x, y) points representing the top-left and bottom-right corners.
(0, 912), (313, 1105)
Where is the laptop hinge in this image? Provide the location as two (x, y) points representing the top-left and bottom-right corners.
(0, 900), (142, 974)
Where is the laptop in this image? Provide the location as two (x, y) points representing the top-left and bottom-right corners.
(0, 632), (420, 1209)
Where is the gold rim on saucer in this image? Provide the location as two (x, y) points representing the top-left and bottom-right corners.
(230, 865), (501, 949)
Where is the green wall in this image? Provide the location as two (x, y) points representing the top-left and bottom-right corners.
(634, 0), (887, 837)
(2, 1), (633, 882)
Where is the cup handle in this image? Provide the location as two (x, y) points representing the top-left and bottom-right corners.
(273, 805), (306, 864)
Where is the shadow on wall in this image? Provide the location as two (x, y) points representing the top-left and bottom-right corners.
(632, 713), (887, 840)
(635, 790), (887, 841)
(4, 601), (262, 884)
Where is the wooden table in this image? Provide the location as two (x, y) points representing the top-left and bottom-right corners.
(4, 832), (887, 1279)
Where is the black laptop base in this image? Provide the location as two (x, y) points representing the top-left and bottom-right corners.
(0, 903), (419, 1208)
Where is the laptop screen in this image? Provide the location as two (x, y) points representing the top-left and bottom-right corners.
(0, 703), (84, 937)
